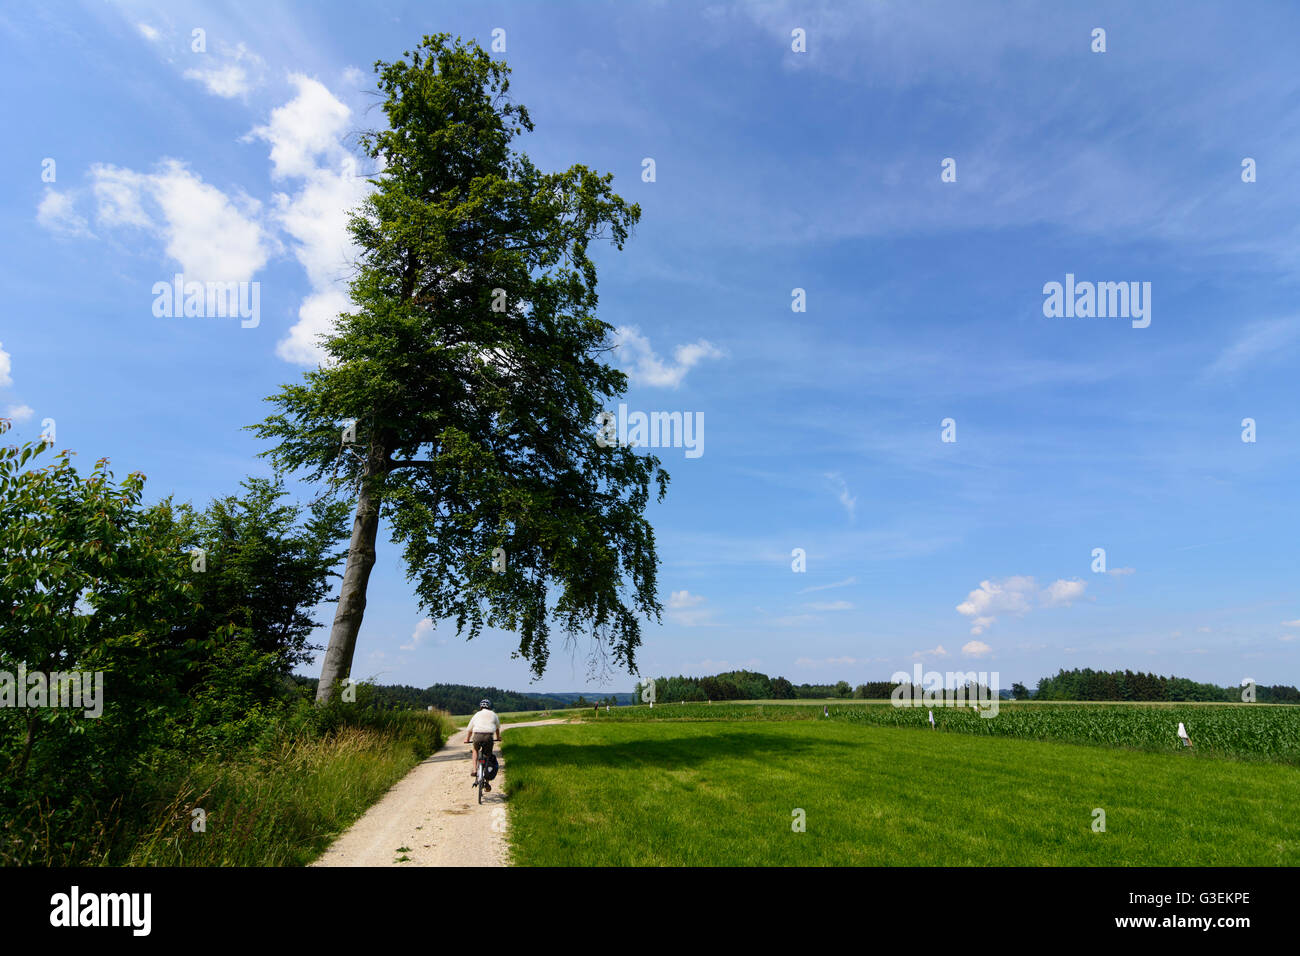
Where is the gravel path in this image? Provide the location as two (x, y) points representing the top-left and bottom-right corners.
(310, 718), (569, 867)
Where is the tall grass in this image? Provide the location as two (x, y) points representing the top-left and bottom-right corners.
(126, 709), (450, 866)
(3, 706), (451, 866)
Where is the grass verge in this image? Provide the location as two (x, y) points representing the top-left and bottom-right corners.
(126, 710), (451, 865)
(2, 707), (453, 866)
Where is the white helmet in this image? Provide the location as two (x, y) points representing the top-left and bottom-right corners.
(480, 699), (491, 709)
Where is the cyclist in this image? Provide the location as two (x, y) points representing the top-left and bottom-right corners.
(465, 699), (502, 789)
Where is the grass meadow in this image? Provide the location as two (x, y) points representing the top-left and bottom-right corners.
(502, 719), (1300, 866)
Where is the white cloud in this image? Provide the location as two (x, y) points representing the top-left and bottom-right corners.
(799, 576), (856, 594)
(956, 575), (1087, 633)
(6, 405), (34, 423)
(89, 160), (270, 281)
(137, 23), (161, 42)
(279, 290), (350, 366)
(1040, 578), (1087, 608)
(1281, 634), (1297, 643)
(911, 645), (948, 659)
(91, 165), (152, 228)
(183, 43), (264, 99)
(825, 472), (856, 520)
(612, 326), (723, 387)
(961, 640), (992, 658)
(36, 190), (92, 237)
(1282, 620), (1300, 627)
(805, 600), (853, 611)
(1204, 317), (1300, 379)
(1107, 566), (1135, 576)
(956, 576), (1036, 634)
(400, 618), (434, 651)
(249, 74), (352, 180)
(668, 589), (713, 626)
(0, 341), (12, 387)
(150, 162), (268, 280)
(248, 75), (370, 365)
(185, 62), (254, 98)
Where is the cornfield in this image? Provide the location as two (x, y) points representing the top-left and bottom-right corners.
(601, 702), (1300, 763)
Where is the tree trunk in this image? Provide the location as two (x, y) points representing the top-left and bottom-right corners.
(15, 713), (37, 777)
(315, 443), (385, 704)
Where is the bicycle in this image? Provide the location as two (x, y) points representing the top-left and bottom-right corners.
(473, 741), (497, 804)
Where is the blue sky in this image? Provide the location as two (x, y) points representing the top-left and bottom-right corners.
(3, 1), (1298, 694)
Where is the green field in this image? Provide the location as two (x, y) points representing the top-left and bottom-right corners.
(600, 701), (1300, 763)
(502, 719), (1300, 866)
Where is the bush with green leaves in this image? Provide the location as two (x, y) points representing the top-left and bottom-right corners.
(0, 425), (197, 810)
(0, 422), (355, 863)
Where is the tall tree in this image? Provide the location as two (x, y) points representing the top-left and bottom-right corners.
(253, 35), (666, 703)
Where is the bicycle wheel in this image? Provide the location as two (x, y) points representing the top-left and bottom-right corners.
(477, 762), (484, 804)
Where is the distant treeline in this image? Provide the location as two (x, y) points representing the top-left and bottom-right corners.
(636, 671), (795, 702)
(294, 668), (1300, 711)
(290, 677), (630, 713)
(1033, 668), (1299, 703)
(637, 671), (879, 702)
(634, 668), (1299, 704)
(638, 672), (999, 703)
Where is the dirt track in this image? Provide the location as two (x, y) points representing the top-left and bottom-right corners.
(310, 718), (568, 867)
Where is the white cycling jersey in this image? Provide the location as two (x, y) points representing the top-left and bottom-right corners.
(467, 709), (500, 735)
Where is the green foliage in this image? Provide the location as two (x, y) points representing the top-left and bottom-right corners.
(169, 476), (350, 675)
(0, 425), (198, 816)
(252, 33), (665, 679)
(0, 421), (366, 864)
(640, 670), (793, 703)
